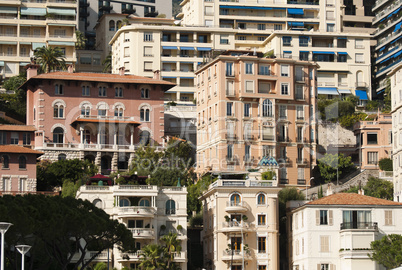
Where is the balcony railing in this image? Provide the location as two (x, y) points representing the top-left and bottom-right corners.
(297, 179), (306, 185)
(243, 134), (254, 141)
(225, 134), (237, 140)
(296, 137), (307, 143)
(278, 136), (290, 142)
(340, 222), (378, 230)
(296, 158), (308, 164)
(280, 179), (289, 184)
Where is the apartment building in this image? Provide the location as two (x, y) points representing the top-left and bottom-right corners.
(0, 0), (78, 78)
(76, 183), (187, 269)
(390, 63), (402, 201)
(200, 177), (280, 270)
(79, 0), (171, 49)
(288, 193), (402, 270)
(21, 64), (174, 174)
(0, 125), (42, 194)
(372, 0), (402, 95)
(262, 32), (373, 101)
(341, 0), (376, 35)
(353, 113), (392, 170)
(195, 51), (318, 187)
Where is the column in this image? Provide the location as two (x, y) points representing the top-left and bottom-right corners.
(97, 126), (101, 149)
(113, 131), (118, 150)
(130, 127), (134, 150)
(95, 152), (101, 173)
(112, 152), (118, 172)
(79, 126), (84, 149)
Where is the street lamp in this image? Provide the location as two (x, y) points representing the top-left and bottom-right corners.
(16, 245), (31, 270)
(305, 177), (314, 200)
(0, 222), (12, 270)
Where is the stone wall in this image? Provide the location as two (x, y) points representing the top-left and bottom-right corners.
(318, 122), (356, 151)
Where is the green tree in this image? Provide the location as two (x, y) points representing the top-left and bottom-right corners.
(75, 30), (87, 50)
(34, 46), (66, 73)
(0, 73), (27, 122)
(139, 244), (166, 270)
(369, 234), (402, 269)
(161, 232), (182, 269)
(187, 174), (214, 216)
(379, 158), (393, 171)
(344, 176), (393, 200)
(0, 194), (134, 270)
(102, 53), (112, 73)
(383, 78), (391, 112)
(318, 153), (356, 183)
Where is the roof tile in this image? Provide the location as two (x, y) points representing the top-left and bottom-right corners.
(307, 193), (402, 206)
(0, 145), (43, 155)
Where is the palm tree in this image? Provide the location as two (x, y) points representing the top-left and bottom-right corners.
(161, 232), (181, 269)
(75, 30), (87, 50)
(102, 53), (112, 73)
(139, 244), (165, 270)
(34, 46), (66, 73)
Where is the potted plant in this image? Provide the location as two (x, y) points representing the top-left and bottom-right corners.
(242, 215), (248, 222)
(160, 225), (166, 231)
(224, 215), (230, 222)
(177, 224), (183, 231)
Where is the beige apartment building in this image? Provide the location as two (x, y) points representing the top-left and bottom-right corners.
(0, 0), (78, 78)
(200, 176), (280, 270)
(195, 51), (318, 187)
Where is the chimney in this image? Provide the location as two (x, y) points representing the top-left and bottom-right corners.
(67, 64), (74, 73)
(327, 183), (333, 196)
(153, 70), (160, 80)
(119, 67), (125, 76)
(26, 64), (39, 80)
(358, 188), (365, 195)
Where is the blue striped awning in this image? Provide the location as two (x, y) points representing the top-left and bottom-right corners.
(355, 90), (368, 100)
(379, 46), (386, 51)
(180, 47), (195, 50)
(274, 7), (286, 10)
(300, 51), (309, 53)
(337, 37), (347, 39)
(394, 22), (402, 32)
(19, 62), (30, 66)
(162, 76), (176, 79)
(313, 51), (335, 54)
(394, 50), (402, 58)
(288, 8), (304, 15)
(162, 46), (178, 50)
(20, 7), (46, 16)
(317, 87), (339, 95)
(284, 51), (292, 53)
(379, 57), (391, 64)
(338, 52), (348, 55)
(0, 41), (17, 45)
(288, 22), (304, 27)
(197, 47), (212, 51)
(258, 156), (278, 166)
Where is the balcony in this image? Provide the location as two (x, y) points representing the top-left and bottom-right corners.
(79, 0), (90, 7)
(226, 156), (239, 165)
(340, 222), (378, 231)
(243, 156), (255, 164)
(296, 137), (307, 143)
(129, 228), (155, 239)
(297, 179), (306, 185)
(379, 171), (393, 180)
(243, 134), (254, 141)
(117, 251), (143, 262)
(278, 136), (290, 142)
(221, 221), (253, 233)
(225, 134), (237, 141)
(225, 201), (248, 213)
(99, 2), (113, 11)
(222, 250), (252, 262)
(279, 179), (289, 184)
(116, 206), (156, 218)
(296, 158), (308, 165)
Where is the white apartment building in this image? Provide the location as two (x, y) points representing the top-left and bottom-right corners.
(288, 192), (402, 270)
(76, 183), (188, 270)
(390, 63), (402, 201)
(263, 31), (373, 101)
(0, 0), (78, 78)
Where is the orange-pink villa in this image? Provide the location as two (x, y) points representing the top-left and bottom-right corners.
(0, 125), (43, 194)
(22, 66), (174, 174)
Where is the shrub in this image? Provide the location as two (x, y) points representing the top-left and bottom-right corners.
(262, 171), (276, 180)
(339, 113), (367, 129)
(190, 213), (203, 227)
(379, 158), (393, 171)
(366, 100), (379, 111)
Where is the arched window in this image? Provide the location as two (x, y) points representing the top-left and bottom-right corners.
(55, 84), (64, 95)
(139, 199), (150, 207)
(53, 103), (64, 118)
(262, 99), (272, 117)
(119, 198), (130, 207)
(356, 71), (363, 83)
(230, 194), (241, 206)
(19, 155), (26, 169)
(109, 20), (115, 31)
(93, 199), (102, 208)
(114, 107), (124, 118)
(53, 127), (64, 144)
(84, 129), (91, 144)
(139, 131), (150, 146)
(257, 193), (266, 205)
(2, 155), (9, 169)
(166, 200), (176, 215)
(98, 104), (107, 117)
(141, 88), (149, 99)
(140, 108), (150, 122)
(58, 153), (66, 161)
(81, 104), (91, 116)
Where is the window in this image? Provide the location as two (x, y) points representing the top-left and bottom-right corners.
(0, 132), (6, 145)
(244, 103), (251, 117)
(259, 82), (270, 94)
(327, 24), (334, 32)
(53, 127), (64, 143)
(141, 88), (150, 99)
(283, 36), (292, 46)
(19, 155), (26, 169)
(320, 236), (329, 252)
(258, 237), (266, 253)
(258, 214), (266, 225)
(320, 264), (329, 270)
(283, 51), (292, 58)
(230, 193), (240, 206)
(140, 108), (150, 122)
(98, 86), (107, 97)
(281, 83), (289, 95)
(144, 61), (153, 71)
(119, 198), (130, 207)
(10, 132), (18, 145)
(53, 103), (64, 118)
(259, 266), (267, 270)
(115, 107), (123, 118)
(297, 106), (304, 119)
(245, 144), (251, 160)
(367, 152), (378, 165)
(166, 200), (176, 215)
(299, 36), (309, 47)
(342, 210), (371, 229)
(281, 65), (289, 77)
(109, 20), (115, 31)
(355, 39), (364, 49)
(262, 126), (274, 140)
(227, 143), (234, 160)
(139, 131), (150, 146)
(326, 10), (334, 19)
(22, 133), (30, 145)
(139, 199), (150, 206)
(274, 24), (282, 30)
(279, 106), (287, 120)
(144, 46), (153, 57)
(227, 102), (233, 116)
(257, 194), (265, 205)
(82, 85), (90, 96)
(338, 53), (347, 62)
(300, 51), (309, 61)
(144, 32), (153, 41)
(296, 85), (304, 99)
(220, 35), (229, 44)
(257, 24), (266, 30)
(259, 65), (270, 75)
(320, 210), (328, 225)
(355, 53), (364, 63)
(81, 104), (90, 116)
(245, 62), (253, 74)
(55, 84), (63, 95)
(367, 133), (377, 144)
(298, 168), (304, 181)
(58, 154), (66, 161)
(262, 99), (273, 117)
(385, 210), (393, 225)
(2, 155), (9, 169)
(226, 62), (234, 76)
(245, 81), (254, 93)
(115, 87), (123, 97)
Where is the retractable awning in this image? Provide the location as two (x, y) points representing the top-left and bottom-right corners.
(180, 47), (194, 50)
(162, 46), (178, 50)
(355, 90), (368, 100)
(313, 51), (335, 54)
(47, 7), (76, 16)
(197, 47), (212, 51)
(33, 43), (46, 50)
(288, 8), (304, 15)
(338, 52), (348, 55)
(394, 22), (401, 32)
(288, 22), (304, 27)
(338, 89), (352, 94)
(317, 87), (339, 95)
(48, 41), (75, 46)
(0, 7), (17, 14)
(21, 7), (46, 16)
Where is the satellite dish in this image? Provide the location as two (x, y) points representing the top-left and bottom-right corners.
(174, 20), (181, 25)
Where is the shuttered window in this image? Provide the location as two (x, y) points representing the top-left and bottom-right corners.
(385, 210), (393, 225)
(320, 236), (329, 252)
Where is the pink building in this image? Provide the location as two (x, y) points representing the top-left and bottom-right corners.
(0, 125), (42, 193)
(22, 66), (174, 174)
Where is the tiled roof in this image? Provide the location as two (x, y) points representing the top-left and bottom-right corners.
(0, 125), (36, 132)
(307, 193), (402, 206)
(0, 145), (43, 155)
(29, 72), (175, 86)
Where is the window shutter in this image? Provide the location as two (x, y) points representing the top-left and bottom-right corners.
(317, 265), (321, 270)
(316, 210), (320, 225)
(329, 210), (333, 226)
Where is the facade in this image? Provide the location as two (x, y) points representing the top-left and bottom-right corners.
(0, 0), (78, 78)
(390, 63), (402, 201)
(76, 183), (187, 270)
(372, 0), (402, 95)
(0, 125), (42, 194)
(195, 51), (318, 187)
(22, 64), (174, 174)
(353, 113), (392, 170)
(340, 0), (376, 35)
(262, 32), (373, 101)
(288, 192), (402, 270)
(200, 177), (280, 270)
